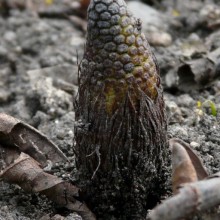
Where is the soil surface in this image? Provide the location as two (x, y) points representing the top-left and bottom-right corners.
(0, 0), (220, 219)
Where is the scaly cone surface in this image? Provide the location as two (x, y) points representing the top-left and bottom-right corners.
(74, 0), (170, 218)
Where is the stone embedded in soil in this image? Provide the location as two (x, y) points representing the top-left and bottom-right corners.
(146, 31), (172, 47)
(26, 76), (73, 117)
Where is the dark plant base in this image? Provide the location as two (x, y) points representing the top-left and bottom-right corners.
(74, 92), (170, 219)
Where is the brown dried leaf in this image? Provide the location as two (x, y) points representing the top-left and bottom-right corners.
(0, 113), (68, 167)
(0, 152), (96, 220)
(169, 139), (198, 194)
(170, 138), (208, 180)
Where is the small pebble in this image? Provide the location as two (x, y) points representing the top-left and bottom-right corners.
(147, 31), (172, 47)
(190, 141), (200, 148)
(57, 130), (66, 140)
(4, 31), (16, 43)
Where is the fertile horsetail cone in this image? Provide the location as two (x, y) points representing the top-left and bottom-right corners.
(74, 0), (169, 218)
(80, 0), (161, 114)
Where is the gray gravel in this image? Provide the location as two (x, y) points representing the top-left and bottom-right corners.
(0, 0), (220, 219)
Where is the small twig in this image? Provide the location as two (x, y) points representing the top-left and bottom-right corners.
(147, 173), (220, 220)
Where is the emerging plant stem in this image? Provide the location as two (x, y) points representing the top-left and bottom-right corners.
(74, 0), (170, 218)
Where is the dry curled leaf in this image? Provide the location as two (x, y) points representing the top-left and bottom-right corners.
(169, 139), (198, 194)
(177, 58), (216, 92)
(147, 139), (211, 220)
(0, 113), (95, 219)
(170, 138), (208, 181)
(0, 113), (68, 167)
(0, 149), (95, 220)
